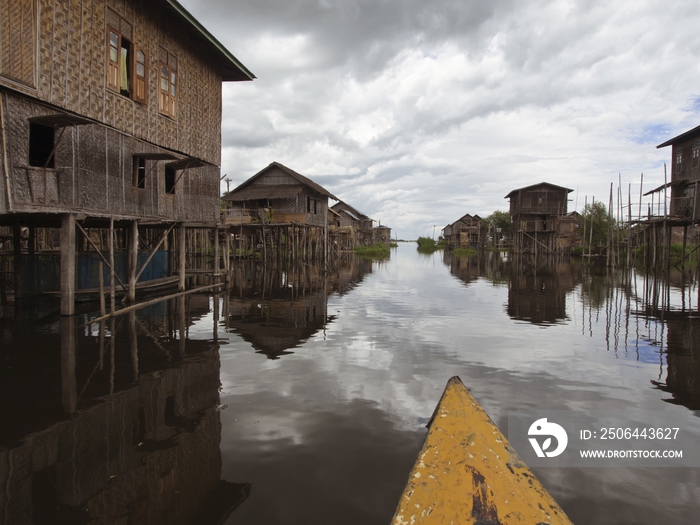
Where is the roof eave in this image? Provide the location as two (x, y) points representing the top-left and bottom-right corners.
(166, 0), (255, 82)
(657, 124), (700, 149)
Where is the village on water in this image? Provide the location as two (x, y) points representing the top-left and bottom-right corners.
(1, 1), (700, 525)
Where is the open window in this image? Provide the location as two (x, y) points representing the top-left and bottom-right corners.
(165, 166), (176, 194)
(106, 8), (146, 103)
(133, 157), (146, 189)
(28, 122), (55, 168)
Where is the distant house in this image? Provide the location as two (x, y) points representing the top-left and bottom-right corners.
(452, 214), (483, 248)
(222, 162), (337, 226)
(330, 201), (374, 246)
(657, 126), (700, 219)
(505, 183), (574, 254)
(441, 223), (453, 244)
(373, 224), (392, 244)
(441, 214), (483, 248)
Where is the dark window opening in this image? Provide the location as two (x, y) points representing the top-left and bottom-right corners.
(165, 166), (176, 194)
(313, 200), (317, 214)
(693, 148), (699, 168)
(28, 123), (55, 168)
(307, 196), (311, 213)
(133, 157), (146, 188)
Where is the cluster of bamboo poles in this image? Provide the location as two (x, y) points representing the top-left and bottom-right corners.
(580, 167), (698, 271)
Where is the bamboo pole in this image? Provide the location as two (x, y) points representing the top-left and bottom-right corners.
(109, 217), (115, 313)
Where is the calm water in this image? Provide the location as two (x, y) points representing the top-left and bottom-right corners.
(1, 244), (700, 524)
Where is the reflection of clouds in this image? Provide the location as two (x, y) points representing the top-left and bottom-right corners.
(216, 245), (700, 523)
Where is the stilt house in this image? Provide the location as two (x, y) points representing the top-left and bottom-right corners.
(506, 183), (573, 254)
(221, 162), (337, 262)
(222, 162), (337, 226)
(0, 0), (254, 314)
(452, 214), (483, 248)
(330, 201), (373, 247)
(657, 125), (700, 220)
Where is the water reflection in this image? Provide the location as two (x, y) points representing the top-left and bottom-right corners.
(3, 246), (700, 524)
(0, 296), (249, 525)
(224, 256), (373, 358)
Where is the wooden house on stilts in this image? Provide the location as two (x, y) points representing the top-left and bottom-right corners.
(221, 162), (338, 263)
(0, 0), (254, 315)
(506, 183), (577, 254)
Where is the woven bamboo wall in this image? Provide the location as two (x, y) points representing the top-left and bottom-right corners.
(0, 0), (225, 166)
(5, 93), (220, 221)
(0, 0), (37, 91)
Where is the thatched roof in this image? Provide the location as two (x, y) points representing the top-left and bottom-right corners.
(222, 162), (338, 202)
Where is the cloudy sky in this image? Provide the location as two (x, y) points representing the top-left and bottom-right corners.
(180, 0), (700, 239)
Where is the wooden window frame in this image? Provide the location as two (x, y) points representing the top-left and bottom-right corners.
(133, 157), (146, 189)
(159, 61), (177, 119)
(106, 20), (147, 104)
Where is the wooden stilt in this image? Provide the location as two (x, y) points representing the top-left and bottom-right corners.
(128, 310), (138, 383)
(109, 217), (115, 313)
(99, 261), (106, 316)
(13, 221), (22, 300)
(214, 226), (220, 282)
(179, 224), (186, 291)
(60, 214), (76, 316)
(60, 316), (77, 413)
(127, 221), (138, 303)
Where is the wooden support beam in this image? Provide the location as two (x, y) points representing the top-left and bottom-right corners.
(109, 217), (116, 313)
(135, 223), (175, 282)
(60, 214), (76, 315)
(128, 220), (138, 303)
(75, 222), (128, 293)
(13, 221), (22, 300)
(60, 316), (77, 414)
(128, 311), (138, 383)
(79, 282), (224, 327)
(214, 226), (220, 279)
(179, 224), (186, 291)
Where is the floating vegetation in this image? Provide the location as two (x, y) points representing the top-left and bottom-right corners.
(453, 246), (478, 258)
(416, 237), (444, 254)
(355, 243), (391, 258)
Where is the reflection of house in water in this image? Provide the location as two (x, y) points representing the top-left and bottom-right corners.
(650, 310), (700, 411)
(225, 261), (336, 359)
(506, 260), (577, 325)
(327, 254), (375, 296)
(0, 296), (249, 525)
(442, 250), (481, 286)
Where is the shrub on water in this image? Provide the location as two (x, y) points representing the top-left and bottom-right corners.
(416, 237), (439, 253)
(355, 243), (390, 258)
(453, 247), (477, 258)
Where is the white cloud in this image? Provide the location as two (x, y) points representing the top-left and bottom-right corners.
(182, 0), (700, 239)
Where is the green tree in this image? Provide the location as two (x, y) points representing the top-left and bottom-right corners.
(581, 201), (616, 249)
(485, 210), (510, 233)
